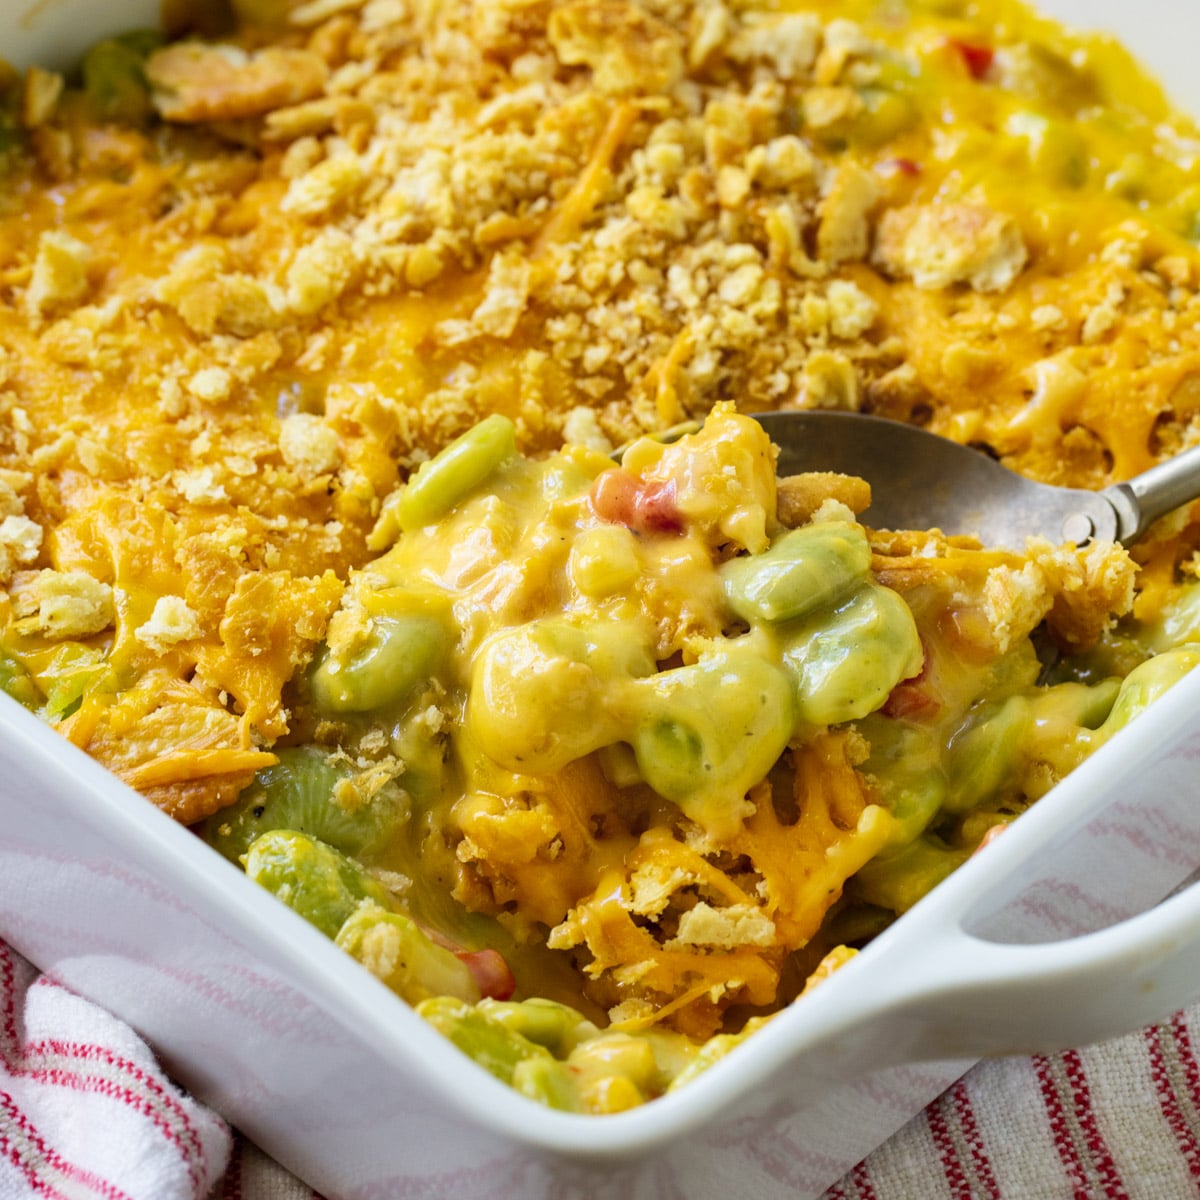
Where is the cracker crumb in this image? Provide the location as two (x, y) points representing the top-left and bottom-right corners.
(287, 228), (357, 315)
(1030, 304), (1067, 332)
(562, 406), (614, 452)
(282, 153), (365, 217)
(188, 367), (233, 403)
(1080, 283), (1126, 345)
(874, 203), (1027, 293)
(26, 232), (93, 320)
(817, 163), (880, 266)
(728, 12), (821, 80)
(548, 0), (684, 95)
(800, 350), (861, 409)
(470, 250), (533, 339)
(777, 472), (871, 526)
(135, 596), (204, 653)
(148, 43), (329, 122)
(174, 467), (230, 504)
(280, 413), (341, 475)
(14, 569), (114, 639)
(668, 901), (776, 948)
(826, 279), (877, 339)
(982, 561), (1050, 653)
(0, 516), (43, 585)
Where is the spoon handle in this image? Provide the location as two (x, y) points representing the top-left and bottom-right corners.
(1103, 441), (1200, 544)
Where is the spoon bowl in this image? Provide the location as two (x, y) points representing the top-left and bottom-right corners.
(752, 410), (1200, 551)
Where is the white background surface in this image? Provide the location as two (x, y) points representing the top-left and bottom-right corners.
(1040, 0), (1200, 116)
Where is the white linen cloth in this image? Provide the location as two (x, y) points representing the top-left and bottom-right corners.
(3, 935), (1198, 1200)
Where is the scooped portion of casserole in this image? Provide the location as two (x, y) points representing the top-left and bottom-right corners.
(203, 402), (1181, 1113)
(2, 0), (1200, 1109)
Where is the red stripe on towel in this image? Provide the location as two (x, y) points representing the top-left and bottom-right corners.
(30, 1037), (206, 1151)
(221, 1135), (244, 1200)
(1033, 1054), (1090, 1200)
(26, 1069), (206, 1189)
(1173, 1011), (1200, 1113)
(823, 1155), (875, 1200)
(927, 1093), (970, 1198)
(0, 945), (19, 1064)
(26, 1034), (211, 1189)
(850, 1157), (877, 1200)
(952, 1080), (1000, 1198)
(1061, 1049), (1127, 1200)
(1146, 1024), (1200, 1180)
(0, 1088), (134, 1200)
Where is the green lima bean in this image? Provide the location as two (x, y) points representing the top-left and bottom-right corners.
(782, 583), (923, 726)
(397, 415), (517, 532)
(468, 618), (655, 775)
(416, 997), (553, 1085)
(628, 642), (794, 835)
(510, 1056), (580, 1111)
(244, 829), (396, 939)
(311, 610), (451, 715)
(476, 997), (598, 1056)
(82, 32), (162, 124)
(720, 521), (871, 625)
(336, 901), (480, 1004)
(944, 696), (1032, 815)
(202, 746), (407, 862)
(1095, 647), (1200, 741)
(851, 835), (968, 914)
(857, 716), (949, 847)
(0, 652), (38, 710)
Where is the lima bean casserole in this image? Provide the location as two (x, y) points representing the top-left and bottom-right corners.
(2, 0), (1200, 1112)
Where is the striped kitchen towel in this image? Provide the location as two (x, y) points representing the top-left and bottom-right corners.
(827, 1019), (1200, 1199)
(0, 941), (229, 1200)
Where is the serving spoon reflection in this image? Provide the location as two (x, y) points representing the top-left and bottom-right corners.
(750, 410), (1200, 551)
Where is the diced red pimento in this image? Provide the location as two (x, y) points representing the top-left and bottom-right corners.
(636, 479), (684, 533)
(590, 469), (684, 534)
(876, 157), (922, 178)
(947, 38), (995, 80)
(455, 948), (517, 1001)
(880, 642), (940, 720)
(880, 680), (940, 721)
(418, 921), (517, 1000)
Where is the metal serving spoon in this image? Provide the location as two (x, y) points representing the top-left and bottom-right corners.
(752, 410), (1200, 550)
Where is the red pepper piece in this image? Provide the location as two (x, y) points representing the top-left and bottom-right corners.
(635, 479), (684, 534)
(876, 157), (922, 178)
(590, 469), (684, 534)
(948, 38), (995, 80)
(415, 920), (518, 1001)
(880, 681), (940, 721)
(880, 641), (940, 720)
(590, 468), (638, 526)
(455, 948), (517, 1001)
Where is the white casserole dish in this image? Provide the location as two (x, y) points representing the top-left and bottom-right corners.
(3, 2), (1200, 1197)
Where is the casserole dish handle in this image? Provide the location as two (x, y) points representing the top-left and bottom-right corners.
(879, 877), (1200, 1061)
